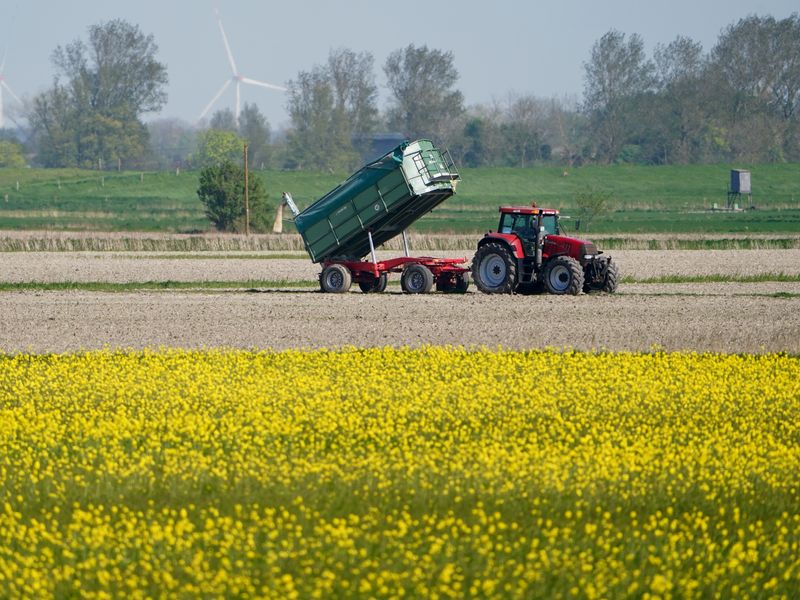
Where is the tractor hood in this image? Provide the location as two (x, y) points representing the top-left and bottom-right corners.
(544, 234), (590, 251)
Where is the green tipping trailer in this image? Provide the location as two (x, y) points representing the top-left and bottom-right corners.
(286, 139), (460, 263)
(282, 139), (469, 294)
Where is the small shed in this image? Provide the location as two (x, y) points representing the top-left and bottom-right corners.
(730, 169), (751, 194)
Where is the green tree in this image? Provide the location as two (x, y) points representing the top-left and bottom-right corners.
(147, 118), (197, 169)
(650, 36), (710, 164)
(209, 108), (237, 132)
(194, 129), (245, 167)
(574, 186), (613, 231)
(384, 44), (464, 143)
(197, 161), (270, 233)
(710, 14), (800, 160)
(582, 30), (654, 163)
(29, 19), (167, 168)
(0, 140), (26, 167)
(238, 103), (271, 168)
(285, 48), (376, 171)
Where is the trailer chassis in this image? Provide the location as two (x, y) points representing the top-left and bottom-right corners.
(318, 230), (470, 294)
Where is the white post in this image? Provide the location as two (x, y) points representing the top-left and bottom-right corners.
(368, 230), (377, 265)
(401, 230), (410, 257)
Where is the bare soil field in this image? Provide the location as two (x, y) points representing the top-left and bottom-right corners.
(2, 249), (800, 283)
(1, 287), (797, 354)
(1, 249), (798, 354)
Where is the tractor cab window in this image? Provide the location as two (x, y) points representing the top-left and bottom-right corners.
(499, 213), (536, 240)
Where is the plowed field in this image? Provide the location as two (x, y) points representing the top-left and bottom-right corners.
(1, 250), (798, 354)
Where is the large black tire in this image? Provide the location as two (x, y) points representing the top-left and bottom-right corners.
(472, 242), (518, 294)
(358, 273), (388, 293)
(543, 256), (584, 295)
(454, 272), (470, 293)
(583, 258), (619, 293)
(401, 264), (434, 294)
(320, 264), (352, 293)
(435, 272), (470, 294)
(601, 260), (619, 293)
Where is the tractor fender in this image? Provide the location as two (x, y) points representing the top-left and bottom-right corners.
(477, 233), (525, 260)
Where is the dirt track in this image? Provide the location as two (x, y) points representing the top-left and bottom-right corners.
(1, 250), (798, 354)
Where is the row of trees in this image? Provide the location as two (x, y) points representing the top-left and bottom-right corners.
(582, 14), (800, 164)
(4, 13), (799, 170)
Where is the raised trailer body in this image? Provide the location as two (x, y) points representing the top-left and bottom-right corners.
(288, 140), (469, 293)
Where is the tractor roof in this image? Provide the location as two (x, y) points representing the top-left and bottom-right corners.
(499, 206), (559, 215)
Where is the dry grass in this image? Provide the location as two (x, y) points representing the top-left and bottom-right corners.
(2, 231), (799, 252)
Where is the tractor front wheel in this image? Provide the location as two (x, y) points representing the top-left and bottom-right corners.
(320, 264), (352, 293)
(543, 256), (584, 295)
(583, 257), (619, 293)
(472, 243), (517, 294)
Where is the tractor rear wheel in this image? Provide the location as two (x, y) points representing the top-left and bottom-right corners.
(358, 273), (388, 293)
(320, 264), (352, 293)
(543, 256), (583, 295)
(401, 264), (434, 294)
(472, 242), (517, 294)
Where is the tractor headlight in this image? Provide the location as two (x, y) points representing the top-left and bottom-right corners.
(581, 243), (598, 261)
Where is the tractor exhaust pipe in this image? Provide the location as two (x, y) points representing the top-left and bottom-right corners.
(535, 213), (545, 269)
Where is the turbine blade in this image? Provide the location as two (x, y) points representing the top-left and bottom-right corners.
(216, 11), (238, 75)
(199, 79), (232, 120)
(240, 77), (287, 92)
(2, 81), (22, 104)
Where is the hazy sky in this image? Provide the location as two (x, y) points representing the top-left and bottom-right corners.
(1, 0), (797, 129)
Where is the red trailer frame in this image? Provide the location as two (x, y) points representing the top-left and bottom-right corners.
(318, 230), (470, 294)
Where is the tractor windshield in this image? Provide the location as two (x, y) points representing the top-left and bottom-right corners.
(541, 214), (559, 235)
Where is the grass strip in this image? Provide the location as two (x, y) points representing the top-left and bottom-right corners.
(1, 274), (797, 293)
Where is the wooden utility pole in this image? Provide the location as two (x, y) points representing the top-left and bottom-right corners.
(243, 143), (250, 236)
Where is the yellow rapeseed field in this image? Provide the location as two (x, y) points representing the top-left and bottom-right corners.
(0, 347), (798, 598)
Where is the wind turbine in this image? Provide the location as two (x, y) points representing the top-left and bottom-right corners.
(199, 10), (286, 125)
(0, 49), (23, 130)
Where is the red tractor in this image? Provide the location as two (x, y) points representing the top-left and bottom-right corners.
(471, 206), (618, 295)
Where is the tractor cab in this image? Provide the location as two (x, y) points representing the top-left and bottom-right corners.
(498, 207), (560, 236)
(497, 207), (560, 256)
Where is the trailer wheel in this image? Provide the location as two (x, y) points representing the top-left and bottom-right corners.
(401, 264), (434, 294)
(472, 242), (517, 294)
(320, 264), (352, 293)
(358, 273), (388, 293)
(543, 256), (584, 295)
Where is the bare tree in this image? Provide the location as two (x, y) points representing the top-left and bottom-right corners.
(582, 30), (654, 163)
(327, 48), (379, 137)
(30, 19), (168, 167)
(384, 44), (464, 143)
